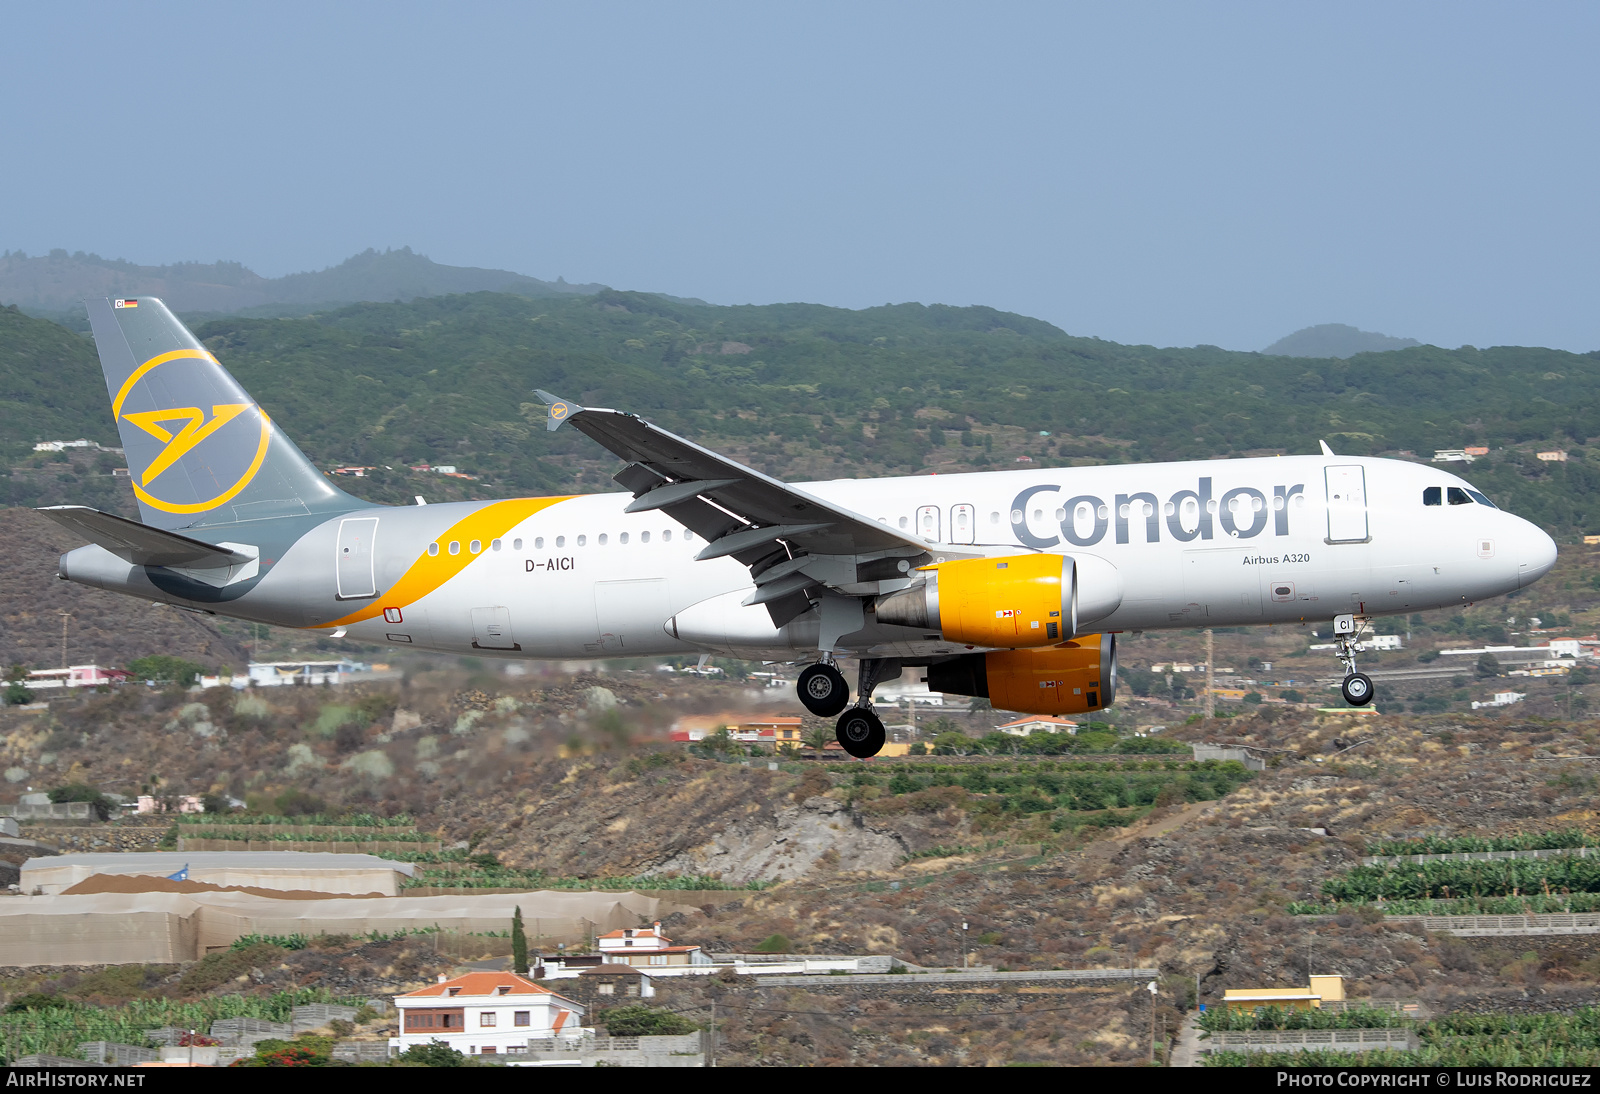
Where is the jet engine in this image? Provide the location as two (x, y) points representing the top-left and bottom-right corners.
(925, 634), (1117, 716)
(873, 553), (1122, 646)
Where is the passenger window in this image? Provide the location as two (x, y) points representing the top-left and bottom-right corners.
(448, 541), (460, 555)
(491, 539), (501, 552)
(428, 543), (439, 556)
(662, 530), (672, 542)
(1423, 487), (1441, 506)
(1466, 489), (1497, 509)
(1448, 487), (1471, 505)
(684, 530), (694, 541)
(555, 536), (565, 548)
(620, 532), (629, 544)
(640, 531), (650, 543)
(576, 535), (586, 546)
(598, 533), (608, 545)
(531, 537), (541, 549)
(469, 539), (482, 553)
(513, 538), (523, 550)
(991, 511), (1000, 524)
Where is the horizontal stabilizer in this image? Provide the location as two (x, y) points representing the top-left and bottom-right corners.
(37, 506), (253, 568)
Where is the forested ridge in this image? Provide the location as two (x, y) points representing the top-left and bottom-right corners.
(3, 290), (1598, 536)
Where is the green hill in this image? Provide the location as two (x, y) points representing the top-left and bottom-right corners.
(3, 290), (1598, 536)
(0, 246), (609, 317)
(1262, 323), (1421, 358)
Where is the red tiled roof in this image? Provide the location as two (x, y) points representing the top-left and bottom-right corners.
(597, 928), (666, 940)
(398, 972), (556, 999)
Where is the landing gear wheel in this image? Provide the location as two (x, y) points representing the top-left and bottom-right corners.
(798, 663), (850, 717)
(1341, 672), (1374, 706)
(836, 706), (886, 759)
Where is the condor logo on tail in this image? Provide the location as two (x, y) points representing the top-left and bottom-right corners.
(112, 349), (272, 515)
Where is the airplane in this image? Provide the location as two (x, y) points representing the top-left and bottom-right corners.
(39, 297), (1558, 758)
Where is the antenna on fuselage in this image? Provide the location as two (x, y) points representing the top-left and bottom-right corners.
(1318, 440), (1335, 456)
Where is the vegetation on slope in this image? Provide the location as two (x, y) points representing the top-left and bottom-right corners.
(4, 290), (1600, 533)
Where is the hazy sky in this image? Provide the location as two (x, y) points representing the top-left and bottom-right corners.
(4, 3), (1597, 351)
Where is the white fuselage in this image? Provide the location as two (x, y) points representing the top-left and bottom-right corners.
(293, 454), (1554, 661)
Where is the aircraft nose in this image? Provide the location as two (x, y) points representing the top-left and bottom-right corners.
(1516, 521), (1558, 588)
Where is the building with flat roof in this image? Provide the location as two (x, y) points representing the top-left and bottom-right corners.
(1224, 975), (1346, 1013)
(21, 851), (415, 896)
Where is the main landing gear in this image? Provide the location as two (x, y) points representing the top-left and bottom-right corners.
(833, 658), (902, 759)
(796, 655), (903, 758)
(1331, 614), (1374, 707)
(797, 659), (850, 718)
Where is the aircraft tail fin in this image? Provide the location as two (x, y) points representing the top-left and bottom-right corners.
(86, 296), (359, 530)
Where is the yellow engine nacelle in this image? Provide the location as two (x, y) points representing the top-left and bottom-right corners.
(874, 553), (1076, 648)
(925, 634), (1117, 716)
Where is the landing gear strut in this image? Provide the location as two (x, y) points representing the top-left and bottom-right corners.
(834, 658), (901, 759)
(797, 658), (850, 717)
(1332, 614), (1374, 707)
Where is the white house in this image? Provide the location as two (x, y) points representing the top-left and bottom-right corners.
(996, 715), (1078, 737)
(1472, 691), (1527, 710)
(596, 923), (713, 968)
(24, 665), (132, 690)
(391, 972), (586, 1058)
(246, 659), (366, 687)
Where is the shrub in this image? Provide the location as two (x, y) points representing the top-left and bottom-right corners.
(595, 1005), (699, 1037)
(397, 1041), (466, 1067)
(273, 789), (327, 816)
(127, 655), (207, 686)
(756, 933), (792, 953)
(47, 783), (116, 821)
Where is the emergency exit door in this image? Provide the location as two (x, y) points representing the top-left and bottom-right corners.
(950, 503), (976, 544)
(916, 505), (941, 542)
(1325, 465), (1369, 543)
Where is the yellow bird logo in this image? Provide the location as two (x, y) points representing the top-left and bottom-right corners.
(122, 404), (251, 486)
(112, 349), (273, 515)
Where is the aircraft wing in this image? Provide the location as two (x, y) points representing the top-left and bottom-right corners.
(536, 391), (936, 623)
(36, 505), (254, 569)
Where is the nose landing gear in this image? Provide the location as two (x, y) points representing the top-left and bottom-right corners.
(1332, 613), (1374, 707)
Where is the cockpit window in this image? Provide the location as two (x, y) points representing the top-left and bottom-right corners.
(1447, 487), (1471, 506)
(1423, 486), (1441, 506)
(1465, 489), (1497, 509)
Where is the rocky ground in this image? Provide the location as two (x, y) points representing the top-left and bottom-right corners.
(7, 544), (1600, 1061)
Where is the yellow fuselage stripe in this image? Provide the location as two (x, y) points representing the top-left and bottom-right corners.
(318, 495), (577, 628)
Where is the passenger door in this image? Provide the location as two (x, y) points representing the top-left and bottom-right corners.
(335, 517), (379, 599)
(1325, 465), (1369, 543)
